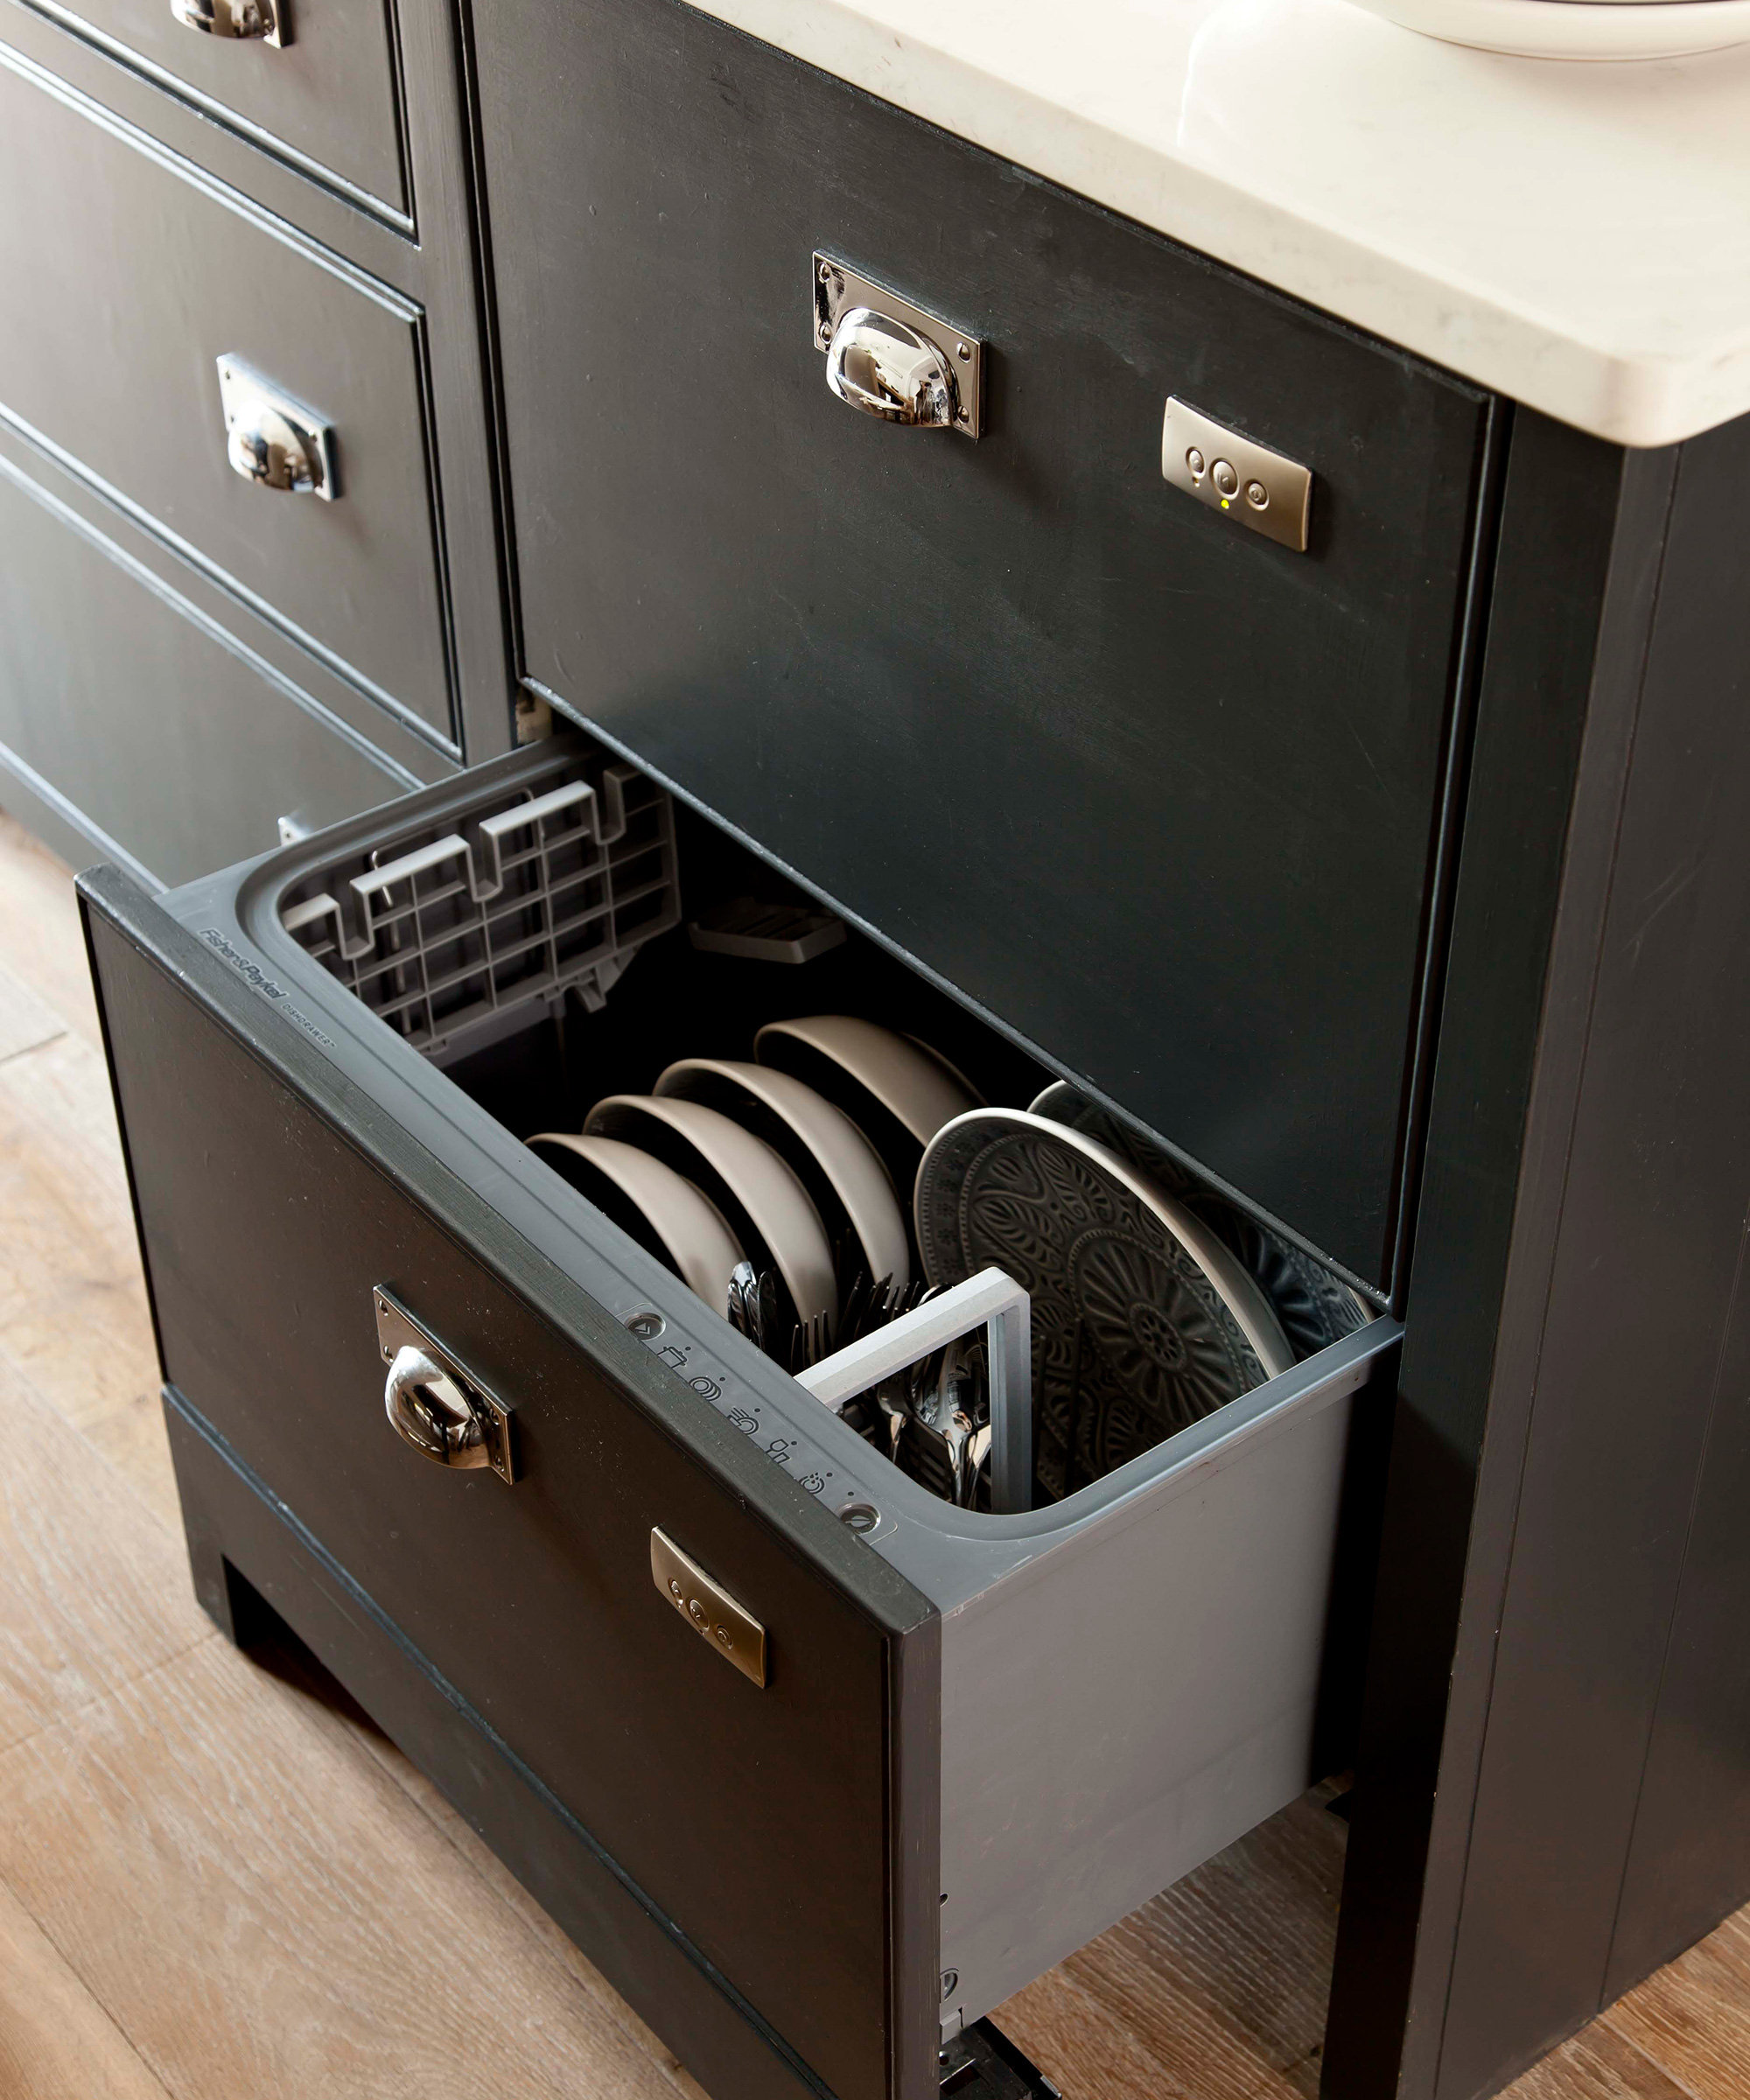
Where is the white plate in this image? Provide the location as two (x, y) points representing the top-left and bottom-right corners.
(528, 1132), (744, 1309)
(753, 1015), (980, 1193)
(654, 1058), (911, 1293)
(1344, 0), (1750, 60)
(584, 1094), (838, 1327)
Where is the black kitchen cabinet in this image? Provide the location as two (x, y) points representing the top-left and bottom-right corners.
(472, 0), (1494, 1298)
(1, 0), (1746, 2095)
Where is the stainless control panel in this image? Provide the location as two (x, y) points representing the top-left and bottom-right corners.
(651, 1528), (767, 1686)
(1161, 397), (1312, 552)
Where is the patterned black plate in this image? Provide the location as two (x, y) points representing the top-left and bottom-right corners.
(1028, 1083), (1373, 1362)
(914, 1110), (1288, 1502)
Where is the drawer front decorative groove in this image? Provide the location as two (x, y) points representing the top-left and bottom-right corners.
(0, 39), (459, 755)
(0, 448), (416, 885)
(10, 0), (415, 229)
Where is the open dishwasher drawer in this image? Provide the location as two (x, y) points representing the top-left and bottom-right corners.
(81, 737), (1401, 2100)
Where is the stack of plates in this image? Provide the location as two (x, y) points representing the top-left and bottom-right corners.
(528, 999), (1375, 1511)
(528, 1016), (980, 1354)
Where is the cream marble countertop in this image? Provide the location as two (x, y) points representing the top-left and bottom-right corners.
(694, 0), (1750, 445)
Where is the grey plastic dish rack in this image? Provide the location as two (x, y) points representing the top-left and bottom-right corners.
(278, 749), (679, 1062)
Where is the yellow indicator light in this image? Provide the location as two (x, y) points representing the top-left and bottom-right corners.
(1220, 498), (1230, 508)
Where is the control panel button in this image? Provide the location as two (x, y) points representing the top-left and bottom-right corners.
(1160, 397), (1312, 553)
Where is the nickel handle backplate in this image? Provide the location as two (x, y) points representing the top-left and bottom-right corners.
(172, 0), (285, 42)
(375, 1289), (515, 1484)
(813, 254), (983, 438)
(216, 356), (334, 498)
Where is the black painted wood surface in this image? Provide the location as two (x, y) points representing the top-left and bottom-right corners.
(0, 0), (523, 810)
(82, 868), (942, 2100)
(0, 44), (457, 747)
(1323, 411), (1659, 2100)
(0, 452), (415, 886)
(467, 0), (1494, 1293)
(13, 0), (411, 224)
(164, 1389), (830, 2100)
(1572, 414), (1750, 2015)
(1327, 406), (1750, 2100)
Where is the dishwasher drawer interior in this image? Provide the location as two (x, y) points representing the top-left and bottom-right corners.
(85, 733), (1401, 2098)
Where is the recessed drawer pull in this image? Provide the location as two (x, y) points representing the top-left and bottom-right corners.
(216, 356), (333, 498)
(172, 0), (286, 41)
(374, 1288), (515, 1483)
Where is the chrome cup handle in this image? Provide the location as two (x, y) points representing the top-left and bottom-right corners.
(216, 359), (334, 498)
(383, 1346), (494, 1469)
(226, 407), (324, 494)
(171, 0), (283, 39)
(376, 1289), (515, 1482)
(824, 305), (961, 430)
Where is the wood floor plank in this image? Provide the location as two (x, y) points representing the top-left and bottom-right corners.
(0, 815), (102, 1050)
(248, 1628), (707, 2098)
(1503, 2018), (1698, 2100)
(996, 1784), (1346, 2100)
(78, 1390), (182, 1536)
(1000, 1954), (1253, 2100)
(0, 1354), (210, 1756)
(1082, 1784), (1346, 2086)
(0, 1031), (158, 1424)
(0, 960), (66, 1066)
(0, 1873), (174, 2100)
(0, 1639), (692, 2100)
(1603, 1911), (1750, 2100)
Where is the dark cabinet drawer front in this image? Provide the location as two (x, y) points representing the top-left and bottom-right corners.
(0, 52), (454, 746)
(27, 0), (408, 219)
(473, 0), (1493, 1290)
(83, 878), (938, 2100)
(0, 456), (412, 885)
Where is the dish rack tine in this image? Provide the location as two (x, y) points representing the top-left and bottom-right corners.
(598, 766), (640, 846)
(472, 779), (603, 901)
(280, 891), (346, 952)
(795, 1267), (1033, 1514)
(346, 833), (475, 955)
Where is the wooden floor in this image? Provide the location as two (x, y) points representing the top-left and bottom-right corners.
(0, 808), (1745, 2100)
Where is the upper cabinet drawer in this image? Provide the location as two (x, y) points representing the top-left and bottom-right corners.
(472, 0), (1494, 1293)
(0, 53), (455, 751)
(27, 0), (409, 221)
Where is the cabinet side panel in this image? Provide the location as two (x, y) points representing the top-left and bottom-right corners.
(1322, 417), (1674, 2100)
(1432, 413), (1750, 2096)
(1597, 415), (1750, 2006)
